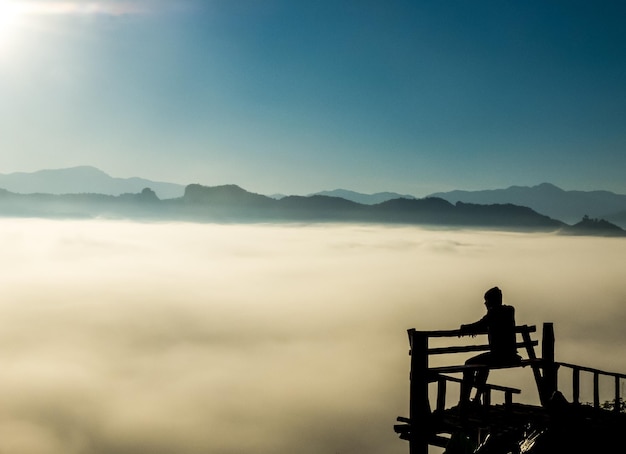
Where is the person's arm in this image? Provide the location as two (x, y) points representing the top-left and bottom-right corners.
(459, 314), (489, 336)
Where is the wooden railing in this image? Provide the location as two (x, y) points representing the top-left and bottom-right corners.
(397, 322), (626, 454)
(401, 323), (556, 454)
(558, 362), (626, 412)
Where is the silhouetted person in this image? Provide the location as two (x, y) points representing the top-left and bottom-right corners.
(458, 286), (520, 407)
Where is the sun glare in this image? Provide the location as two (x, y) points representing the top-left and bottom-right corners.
(0, 1), (20, 33)
(0, 0), (155, 57)
(0, 1), (26, 53)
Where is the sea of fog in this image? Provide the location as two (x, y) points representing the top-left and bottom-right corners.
(0, 219), (625, 454)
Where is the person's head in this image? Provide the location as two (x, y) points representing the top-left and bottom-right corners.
(484, 286), (502, 309)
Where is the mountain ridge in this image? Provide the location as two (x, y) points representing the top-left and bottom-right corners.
(0, 166), (185, 199)
(2, 182), (624, 236)
(429, 183), (626, 227)
(1, 167), (626, 230)
(309, 189), (416, 204)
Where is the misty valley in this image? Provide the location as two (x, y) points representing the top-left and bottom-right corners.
(0, 220), (625, 453)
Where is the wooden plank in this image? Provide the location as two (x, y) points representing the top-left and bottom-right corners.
(429, 373), (521, 394)
(409, 324), (536, 338)
(428, 340), (538, 355)
(429, 435), (451, 448)
(394, 424), (410, 434)
(429, 359), (541, 374)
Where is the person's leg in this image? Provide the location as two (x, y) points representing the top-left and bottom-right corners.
(473, 367), (490, 403)
(464, 352), (491, 404)
(460, 369), (474, 405)
(471, 354), (521, 403)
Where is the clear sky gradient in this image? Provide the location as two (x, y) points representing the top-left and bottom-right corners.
(1, 0), (625, 196)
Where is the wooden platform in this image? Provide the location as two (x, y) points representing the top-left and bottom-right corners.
(396, 402), (548, 446)
(395, 322), (626, 453)
(398, 400), (626, 452)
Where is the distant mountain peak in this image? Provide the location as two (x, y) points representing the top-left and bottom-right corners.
(45, 165), (106, 173)
(561, 215), (626, 236)
(0, 166), (185, 199)
(183, 183), (273, 206)
(531, 182), (564, 192)
(311, 188), (416, 205)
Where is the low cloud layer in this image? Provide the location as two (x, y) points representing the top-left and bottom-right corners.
(0, 220), (625, 453)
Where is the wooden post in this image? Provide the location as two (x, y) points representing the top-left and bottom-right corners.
(409, 330), (430, 454)
(541, 322), (556, 405)
(436, 378), (446, 412)
(522, 327), (544, 403)
(483, 389), (491, 407)
(572, 368), (580, 405)
(593, 372), (600, 409)
(614, 376), (621, 413)
(505, 391), (513, 409)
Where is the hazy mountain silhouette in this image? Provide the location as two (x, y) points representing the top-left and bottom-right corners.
(183, 184), (272, 206)
(0, 187), (163, 219)
(429, 183), (626, 227)
(166, 184), (568, 229)
(0, 166), (185, 199)
(310, 189), (416, 204)
(606, 210), (626, 229)
(0, 183), (578, 232)
(1, 168), (625, 235)
(5, 167), (626, 228)
(560, 215), (626, 237)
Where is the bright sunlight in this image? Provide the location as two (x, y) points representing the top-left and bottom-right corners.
(0, 0), (34, 55)
(0, 1), (21, 38)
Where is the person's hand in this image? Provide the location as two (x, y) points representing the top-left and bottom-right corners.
(458, 324), (476, 338)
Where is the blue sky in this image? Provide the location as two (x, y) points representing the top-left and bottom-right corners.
(1, 0), (625, 196)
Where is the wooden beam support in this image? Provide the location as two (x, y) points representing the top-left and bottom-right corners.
(572, 367), (580, 405)
(436, 377), (446, 412)
(409, 330), (430, 454)
(593, 372), (600, 409)
(615, 376), (621, 413)
(541, 322), (557, 405)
